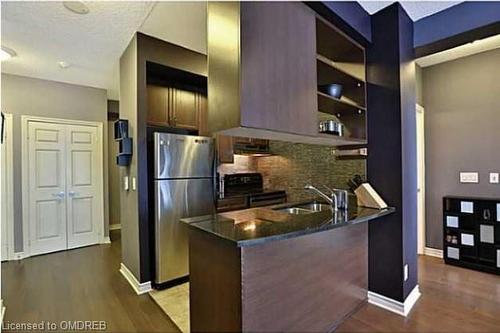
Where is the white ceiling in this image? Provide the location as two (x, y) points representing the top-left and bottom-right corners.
(416, 34), (500, 67)
(1, 1), (155, 99)
(1, 1), (207, 100)
(358, 1), (462, 21)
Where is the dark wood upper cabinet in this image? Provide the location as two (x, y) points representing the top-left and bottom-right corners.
(171, 89), (198, 130)
(207, 2), (317, 138)
(147, 85), (169, 126)
(208, 2), (367, 146)
(147, 84), (208, 133)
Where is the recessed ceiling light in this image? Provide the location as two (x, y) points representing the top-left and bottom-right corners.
(58, 61), (71, 69)
(63, 1), (90, 15)
(0, 46), (17, 62)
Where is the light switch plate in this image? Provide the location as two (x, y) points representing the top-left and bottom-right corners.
(124, 176), (129, 191)
(489, 173), (499, 184)
(132, 177), (137, 191)
(460, 172), (479, 183)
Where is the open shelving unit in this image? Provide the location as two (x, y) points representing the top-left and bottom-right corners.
(315, 16), (367, 153)
(443, 196), (500, 275)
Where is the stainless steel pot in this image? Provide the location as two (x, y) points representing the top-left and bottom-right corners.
(319, 120), (344, 136)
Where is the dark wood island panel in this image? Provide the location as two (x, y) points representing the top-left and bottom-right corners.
(189, 222), (368, 332)
(189, 229), (242, 332)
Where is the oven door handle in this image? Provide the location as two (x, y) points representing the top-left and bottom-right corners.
(248, 194), (287, 207)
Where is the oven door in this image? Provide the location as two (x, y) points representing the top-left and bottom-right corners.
(248, 192), (287, 208)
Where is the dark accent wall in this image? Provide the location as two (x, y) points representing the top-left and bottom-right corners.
(366, 3), (417, 302)
(423, 48), (500, 249)
(320, 1), (371, 42)
(414, 2), (500, 57)
(307, 1), (371, 46)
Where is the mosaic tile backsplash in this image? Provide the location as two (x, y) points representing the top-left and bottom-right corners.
(218, 141), (366, 202)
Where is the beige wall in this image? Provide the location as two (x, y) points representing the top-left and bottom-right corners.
(119, 35), (141, 279)
(219, 140), (366, 202)
(1, 73), (108, 253)
(423, 48), (500, 249)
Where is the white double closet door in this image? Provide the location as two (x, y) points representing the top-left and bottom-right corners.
(27, 120), (103, 256)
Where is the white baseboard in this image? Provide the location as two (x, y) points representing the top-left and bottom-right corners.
(424, 247), (443, 258)
(119, 263), (152, 295)
(368, 285), (421, 317)
(12, 252), (26, 261)
(102, 237), (111, 244)
(109, 224), (121, 231)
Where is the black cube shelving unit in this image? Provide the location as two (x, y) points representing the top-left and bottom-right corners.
(443, 196), (500, 275)
(114, 119), (133, 166)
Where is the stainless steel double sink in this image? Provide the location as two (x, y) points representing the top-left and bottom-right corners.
(273, 202), (332, 215)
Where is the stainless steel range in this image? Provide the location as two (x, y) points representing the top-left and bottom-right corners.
(217, 173), (286, 212)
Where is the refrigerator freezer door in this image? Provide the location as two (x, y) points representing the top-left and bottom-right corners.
(154, 133), (214, 179)
(155, 178), (215, 284)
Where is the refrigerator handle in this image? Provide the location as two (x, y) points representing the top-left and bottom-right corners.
(212, 147), (218, 209)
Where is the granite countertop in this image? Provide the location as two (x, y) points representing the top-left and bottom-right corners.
(181, 202), (395, 247)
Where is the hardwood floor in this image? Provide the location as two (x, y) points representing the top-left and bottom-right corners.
(3, 233), (500, 332)
(338, 256), (500, 332)
(1, 231), (178, 332)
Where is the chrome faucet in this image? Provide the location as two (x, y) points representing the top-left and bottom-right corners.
(304, 184), (338, 212)
(322, 185), (349, 211)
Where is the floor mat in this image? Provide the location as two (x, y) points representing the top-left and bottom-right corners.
(149, 283), (190, 333)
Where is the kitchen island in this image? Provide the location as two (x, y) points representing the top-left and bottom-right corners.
(182, 203), (394, 332)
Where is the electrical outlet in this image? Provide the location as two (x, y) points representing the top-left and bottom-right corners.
(489, 173), (499, 184)
(460, 172), (479, 183)
(404, 264), (409, 281)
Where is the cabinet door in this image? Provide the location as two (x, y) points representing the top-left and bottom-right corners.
(197, 94), (208, 136)
(147, 85), (169, 126)
(217, 135), (234, 164)
(240, 2), (317, 136)
(171, 88), (199, 130)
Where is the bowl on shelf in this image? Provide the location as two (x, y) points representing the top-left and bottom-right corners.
(318, 84), (343, 99)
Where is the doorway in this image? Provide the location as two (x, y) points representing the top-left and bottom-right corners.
(1, 113), (14, 261)
(22, 116), (105, 257)
(416, 105), (426, 255)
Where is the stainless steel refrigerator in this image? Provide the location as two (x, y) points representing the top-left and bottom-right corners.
(153, 132), (215, 285)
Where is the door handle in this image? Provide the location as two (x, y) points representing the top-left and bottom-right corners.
(52, 191), (65, 199)
(68, 191), (77, 197)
